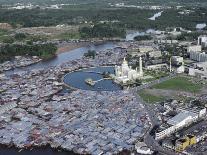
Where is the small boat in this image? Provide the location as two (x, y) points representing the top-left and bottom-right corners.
(85, 78), (95, 86)
(18, 149), (23, 152)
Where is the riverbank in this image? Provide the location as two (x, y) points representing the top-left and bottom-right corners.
(56, 42), (91, 54)
(56, 40), (119, 55)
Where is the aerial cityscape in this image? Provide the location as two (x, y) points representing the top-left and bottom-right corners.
(0, 0), (207, 155)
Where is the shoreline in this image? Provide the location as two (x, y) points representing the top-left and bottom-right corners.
(56, 39), (120, 55)
(56, 41), (91, 54)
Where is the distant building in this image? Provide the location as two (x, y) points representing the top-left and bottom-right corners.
(198, 35), (207, 47)
(128, 46), (154, 57)
(146, 63), (168, 70)
(155, 107), (206, 140)
(114, 57), (143, 84)
(148, 50), (162, 58)
(187, 45), (202, 53)
(190, 51), (207, 62)
(171, 56), (185, 73)
(171, 56), (183, 66)
(188, 62), (207, 78)
(135, 141), (154, 154)
(162, 135), (197, 152)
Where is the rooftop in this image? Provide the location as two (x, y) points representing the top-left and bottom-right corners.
(167, 111), (197, 126)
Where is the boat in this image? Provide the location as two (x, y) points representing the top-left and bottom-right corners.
(85, 78), (95, 86)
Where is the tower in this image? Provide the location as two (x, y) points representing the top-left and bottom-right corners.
(169, 57), (172, 72)
(139, 57), (143, 76)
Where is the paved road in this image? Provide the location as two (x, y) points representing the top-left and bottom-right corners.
(130, 73), (180, 155)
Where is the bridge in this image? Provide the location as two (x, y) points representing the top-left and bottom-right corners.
(93, 78), (112, 84)
(85, 77), (112, 86)
(83, 71), (103, 74)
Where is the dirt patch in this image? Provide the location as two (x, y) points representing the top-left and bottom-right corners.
(145, 88), (197, 98)
(0, 23), (12, 30)
(56, 42), (91, 54)
(15, 25), (79, 36)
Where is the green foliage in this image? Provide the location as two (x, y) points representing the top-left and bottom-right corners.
(134, 35), (152, 41)
(55, 32), (80, 40)
(14, 33), (27, 40)
(0, 43), (57, 63)
(176, 32), (205, 41)
(139, 90), (165, 104)
(2, 36), (14, 43)
(84, 50), (96, 59)
(152, 76), (202, 93)
(80, 23), (125, 38)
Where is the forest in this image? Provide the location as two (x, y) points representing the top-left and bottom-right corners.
(0, 43), (57, 63)
(0, 5), (206, 31)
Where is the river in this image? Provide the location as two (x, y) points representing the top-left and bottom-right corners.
(5, 42), (118, 76)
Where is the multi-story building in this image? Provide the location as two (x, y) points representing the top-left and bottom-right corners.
(188, 62), (207, 79)
(187, 45), (202, 53)
(198, 35), (207, 47)
(189, 51), (207, 62)
(155, 107), (206, 140)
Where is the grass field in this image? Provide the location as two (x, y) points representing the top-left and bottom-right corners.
(152, 76), (202, 93)
(139, 90), (165, 104)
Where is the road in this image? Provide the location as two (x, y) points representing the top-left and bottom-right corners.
(130, 73), (181, 155)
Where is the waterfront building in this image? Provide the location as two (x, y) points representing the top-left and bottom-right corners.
(114, 57), (143, 84)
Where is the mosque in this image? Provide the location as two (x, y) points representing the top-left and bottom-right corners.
(114, 57), (144, 84)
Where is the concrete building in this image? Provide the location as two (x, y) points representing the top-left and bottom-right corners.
(148, 50), (162, 58)
(187, 45), (202, 53)
(175, 135), (196, 152)
(127, 46), (154, 57)
(155, 108), (206, 140)
(114, 57), (143, 84)
(198, 35), (207, 47)
(135, 141), (154, 154)
(146, 63), (168, 70)
(188, 62), (207, 78)
(189, 51), (207, 62)
(171, 56), (183, 66)
(170, 56), (185, 73)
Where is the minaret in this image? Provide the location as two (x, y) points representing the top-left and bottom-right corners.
(169, 57), (172, 72)
(139, 57), (143, 76)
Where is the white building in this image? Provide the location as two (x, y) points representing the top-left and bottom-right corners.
(146, 63), (168, 70)
(155, 108), (206, 140)
(176, 65), (185, 73)
(148, 50), (162, 58)
(190, 51), (207, 62)
(171, 56), (183, 66)
(135, 141), (154, 155)
(187, 45), (202, 53)
(198, 35), (207, 47)
(170, 56), (185, 73)
(114, 57), (143, 84)
(188, 62), (207, 78)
